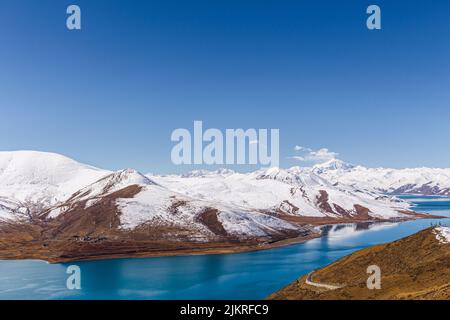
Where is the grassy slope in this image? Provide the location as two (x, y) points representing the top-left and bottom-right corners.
(269, 227), (450, 300)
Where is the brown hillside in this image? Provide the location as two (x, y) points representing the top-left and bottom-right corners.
(269, 227), (450, 300)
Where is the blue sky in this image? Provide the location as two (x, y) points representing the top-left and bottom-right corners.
(0, 0), (449, 173)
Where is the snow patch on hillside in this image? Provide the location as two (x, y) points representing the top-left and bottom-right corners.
(116, 185), (202, 231)
(434, 227), (450, 244)
(218, 210), (298, 237)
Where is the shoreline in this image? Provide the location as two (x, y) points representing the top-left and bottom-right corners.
(0, 232), (321, 264)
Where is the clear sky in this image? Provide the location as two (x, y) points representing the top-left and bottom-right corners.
(1, 0), (449, 173)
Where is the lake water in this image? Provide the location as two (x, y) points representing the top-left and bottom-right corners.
(0, 196), (448, 300)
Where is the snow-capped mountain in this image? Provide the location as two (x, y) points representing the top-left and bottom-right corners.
(0, 151), (442, 262)
(0, 151), (109, 208)
(0, 151), (306, 241)
(0, 151), (109, 221)
(312, 159), (356, 174)
(43, 166), (300, 240)
(44, 168), (157, 219)
(180, 168), (235, 178)
(0, 152), (439, 231)
(312, 159), (450, 196)
(151, 167), (410, 220)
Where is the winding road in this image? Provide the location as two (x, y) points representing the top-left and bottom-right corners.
(305, 271), (344, 290)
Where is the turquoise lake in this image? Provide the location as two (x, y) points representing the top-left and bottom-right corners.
(0, 195), (448, 300)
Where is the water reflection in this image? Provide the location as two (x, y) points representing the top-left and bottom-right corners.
(318, 221), (398, 239)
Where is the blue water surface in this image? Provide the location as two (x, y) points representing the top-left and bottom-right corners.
(0, 196), (448, 300)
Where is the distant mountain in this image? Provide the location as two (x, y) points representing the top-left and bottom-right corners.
(0, 151), (443, 262)
(310, 159), (450, 196)
(180, 168), (235, 178)
(269, 226), (450, 300)
(312, 159), (356, 174)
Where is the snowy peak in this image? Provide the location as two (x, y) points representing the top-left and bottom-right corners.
(0, 150), (105, 185)
(45, 168), (158, 220)
(100, 169), (157, 189)
(312, 159), (356, 174)
(314, 161), (450, 196)
(155, 165), (410, 222)
(254, 167), (330, 188)
(68, 168), (156, 202)
(0, 150), (109, 206)
(181, 168), (235, 178)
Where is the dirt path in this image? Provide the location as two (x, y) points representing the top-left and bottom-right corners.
(305, 271), (344, 290)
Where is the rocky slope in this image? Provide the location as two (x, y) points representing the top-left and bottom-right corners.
(269, 226), (450, 300)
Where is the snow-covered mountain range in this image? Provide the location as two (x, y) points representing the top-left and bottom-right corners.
(312, 159), (450, 196)
(0, 151), (446, 251)
(149, 167), (408, 223)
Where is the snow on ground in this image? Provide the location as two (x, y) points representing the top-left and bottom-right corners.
(0, 200), (15, 221)
(116, 184), (300, 238)
(163, 175), (291, 209)
(150, 167), (410, 220)
(218, 210), (298, 237)
(0, 151), (110, 208)
(152, 172), (325, 217)
(47, 169), (156, 219)
(71, 169), (155, 201)
(434, 227), (450, 244)
(116, 185), (199, 230)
